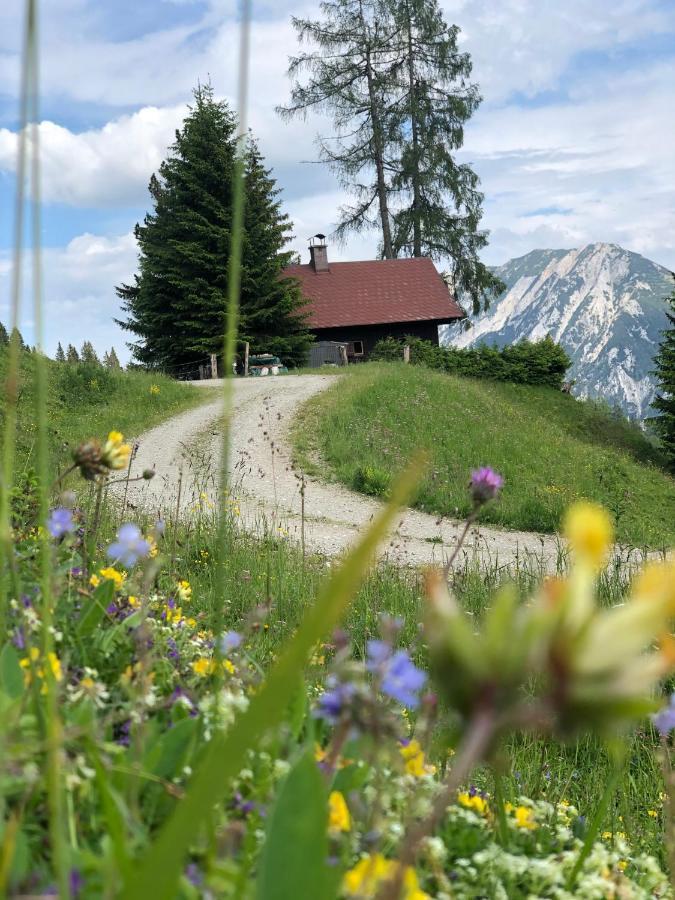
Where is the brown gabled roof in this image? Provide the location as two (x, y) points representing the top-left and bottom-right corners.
(284, 256), (465, 329)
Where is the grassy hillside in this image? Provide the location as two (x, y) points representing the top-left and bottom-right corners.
(0, 350), (210, 480)
(293, 362), (675, 548)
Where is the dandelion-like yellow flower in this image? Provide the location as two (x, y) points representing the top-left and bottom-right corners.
(176, 580), (192, 603)
(192, 658), (214, 677)
(563, 501), (614, 569)
(149, 384), (160, 396)
(399, 739), (436, 777)
(102, 431), (132, 471)
(328, 791), (351, 834)
(458, 791), (488, 816)
(97, 567), (125, 590)
(343, 854), (429, 900)
(514, 805), (537, 830)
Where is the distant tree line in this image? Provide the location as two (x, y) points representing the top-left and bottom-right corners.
(54, 341), (122, 369)
(370, 335), (572, 391)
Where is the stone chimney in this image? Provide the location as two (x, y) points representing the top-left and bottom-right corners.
(309, 234), (329, 273)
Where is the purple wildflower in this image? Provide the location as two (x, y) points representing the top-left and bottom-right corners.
(47, 507), (74, 539)
(469, 467), (504, 505)
(380, 650), (427, 708)
(653, 694), (675, 736)
(107, 523), (151, 568)
(220, 631), (242, 653)
(315, 676), (356, 724)
(366, 639), (427, 709)
(366, 639), (393, 670)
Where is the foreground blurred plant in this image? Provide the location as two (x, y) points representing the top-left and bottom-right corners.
(381, 500), (675, 898)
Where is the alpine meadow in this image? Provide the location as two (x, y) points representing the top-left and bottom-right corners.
(0, 1), (674, 899)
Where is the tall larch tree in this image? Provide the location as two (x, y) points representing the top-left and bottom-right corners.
(386, 0), (503, 311)
(278, 0), (399, 258)
(650, 276), (675, 469)
(66, 344), (79, 364)
(117, 84), (309, 369)
(55, 342), (66, 362)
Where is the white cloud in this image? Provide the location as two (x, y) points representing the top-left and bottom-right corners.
(0, 232), (138, 360)
(0, 106), (186, 206)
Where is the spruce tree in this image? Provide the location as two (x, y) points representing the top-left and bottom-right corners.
(80, 341), (100, 366)
(66, 344), (80, 364)
(9, 328), (25, 352)
(650, 277), (675, 470)
(240, 138), (311, 365)
(105, 347), (121, 370)
(55, 342), (66, 362)
(0, 322), (8, 346)
(117, 84), (309, 369)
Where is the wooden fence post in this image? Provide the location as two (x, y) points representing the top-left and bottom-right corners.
(403, 344), (410, 364)
(244, 342), (250, 377)
(210, 353), (218, 379)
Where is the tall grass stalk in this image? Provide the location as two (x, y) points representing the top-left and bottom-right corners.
(215, 0), (251, 643)
(0, 0), (33, 631)
(26, 1), (70, 895)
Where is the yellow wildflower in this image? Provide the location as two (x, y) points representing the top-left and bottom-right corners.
(563, 502), (613, 569)
(89, 574), (101, 588)
(618, 860), (628, 872)
(343, 854), (429, 900)
(458, 791), (488, 816)
(164, 604), (183, 625)
(648, 809), (658, 818)
(192, 658), (214, 677)
(176, 580), (192, 603)
(102, 431), (132, 471)
(149, 384), (160, 396)
(514, 806), (537, 830)
(98, 567), (125, 590)
(223, 659), (235, 675)
(399, 740), (436, 777)
(328, 791), (351, 834)
(128, 595), (140, 608)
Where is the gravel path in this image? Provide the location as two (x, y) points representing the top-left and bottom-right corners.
(120, 374), (562, 569)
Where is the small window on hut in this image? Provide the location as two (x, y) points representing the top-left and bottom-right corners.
(352, 340), (364, 356)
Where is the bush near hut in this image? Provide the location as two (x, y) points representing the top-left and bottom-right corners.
(370, 335), (571, 390)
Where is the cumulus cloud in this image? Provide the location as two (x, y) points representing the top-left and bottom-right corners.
(0, 106), (186, 206)
(0, 232), (138, 360)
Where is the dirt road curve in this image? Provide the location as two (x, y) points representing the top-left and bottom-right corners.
(121, 375), (561, 569)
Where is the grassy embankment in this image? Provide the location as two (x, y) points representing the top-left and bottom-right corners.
(292, 362), (675, 549)
(0, 350), (211, 480)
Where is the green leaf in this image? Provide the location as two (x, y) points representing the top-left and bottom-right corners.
(120, 457), (423, 900)
(0, 644), (24, 699)
(287, 676), (307, 741)
(256, 753), (329, 900)
(149, 718), (198, 780)
(77, 579), (115, 637)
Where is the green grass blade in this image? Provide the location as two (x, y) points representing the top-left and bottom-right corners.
(26, 2), (70, 894)
(121, 457), (423, 900)
(0, 0), (32, 633)
(256, 752), (330, 900)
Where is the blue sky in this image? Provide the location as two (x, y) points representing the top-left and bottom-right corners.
(0, 0), (674, 360)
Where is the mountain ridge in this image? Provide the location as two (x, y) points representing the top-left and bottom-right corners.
(444, 242), (672, 419)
